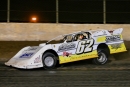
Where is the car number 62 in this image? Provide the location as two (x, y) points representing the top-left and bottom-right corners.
(76, 39), (94, 54)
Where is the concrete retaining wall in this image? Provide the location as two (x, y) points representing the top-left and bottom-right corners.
(0, 23), (130, 41)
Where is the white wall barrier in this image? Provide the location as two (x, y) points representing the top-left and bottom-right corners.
(0, 23), (130, 41)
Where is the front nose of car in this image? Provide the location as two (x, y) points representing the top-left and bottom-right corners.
(5, 58), (29, 69)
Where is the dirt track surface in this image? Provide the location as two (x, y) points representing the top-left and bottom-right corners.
(0, 65), (130, 87)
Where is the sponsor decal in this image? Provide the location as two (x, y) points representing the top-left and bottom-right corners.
(34, 55), (41, 63)
(59, 50), (98, 64)
(58, 43), (76, 52)
(63, 52), (72, 57)
(111, 44), (121, 49)
(106, 35), (121, 42)
(20, 53), (34, 58)
(28, 47), (38, 51)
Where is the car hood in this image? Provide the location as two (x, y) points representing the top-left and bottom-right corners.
(5, 46), (43, 68)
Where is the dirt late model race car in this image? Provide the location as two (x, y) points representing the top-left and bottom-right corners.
(5, 28), (127, 69)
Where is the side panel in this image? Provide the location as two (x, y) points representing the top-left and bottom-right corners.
(106, 34), (127, 54)
(56, 39), (98, 64)
(59, 50), (98, 64)
(96, 34), (127, 54)
(108, 42), (127, 54)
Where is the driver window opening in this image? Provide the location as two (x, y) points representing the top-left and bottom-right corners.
(74, 32), (91, 41)
(64, 35), (73, 43)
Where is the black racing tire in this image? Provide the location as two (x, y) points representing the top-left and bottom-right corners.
(92, 49), (108, 65)
(42, 52), (57, 69)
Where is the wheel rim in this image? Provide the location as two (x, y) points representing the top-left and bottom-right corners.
(97, 52), (107, 62)
(44, 56), (54, 67)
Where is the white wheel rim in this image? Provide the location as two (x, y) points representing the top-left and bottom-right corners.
(98, 53), (106, 62)
(44, 57), (54, 67)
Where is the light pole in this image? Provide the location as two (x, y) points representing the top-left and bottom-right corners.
(7, 0), (10, 23)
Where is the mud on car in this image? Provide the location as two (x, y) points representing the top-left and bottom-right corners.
(5, 28), (127, 69)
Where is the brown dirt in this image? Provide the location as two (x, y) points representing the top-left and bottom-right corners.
(0, 41), (130, 62)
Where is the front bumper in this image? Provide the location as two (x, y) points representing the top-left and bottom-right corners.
(5, 59), (43, 69)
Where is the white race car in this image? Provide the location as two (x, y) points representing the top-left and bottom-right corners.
(5, 28), (127, 69)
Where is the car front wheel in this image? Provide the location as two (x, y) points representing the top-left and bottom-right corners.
(42, 52), (57, 69)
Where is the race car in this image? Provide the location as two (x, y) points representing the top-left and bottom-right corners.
(5, 28), (127, 69)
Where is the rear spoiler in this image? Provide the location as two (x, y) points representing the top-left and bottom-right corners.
(112, 28), (123, 35)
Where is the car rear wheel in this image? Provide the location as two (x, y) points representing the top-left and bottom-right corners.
(42, 52), (57, 69)
(92, 49), (108, 65)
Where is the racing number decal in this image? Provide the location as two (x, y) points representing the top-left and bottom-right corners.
(76, 39), (94, 54)
(84, 39), (94, 52)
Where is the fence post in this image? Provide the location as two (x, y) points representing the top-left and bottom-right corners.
(7, 0), (10, 23)
(103, 0), (106, 24)
(56, 0), (59, 23)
